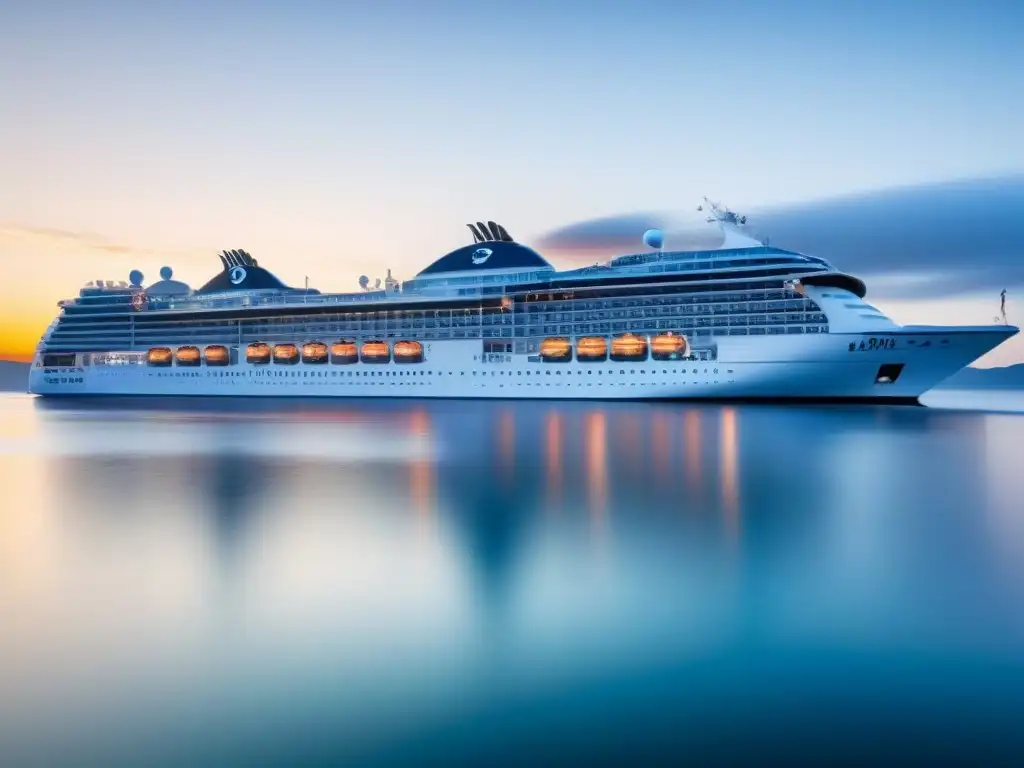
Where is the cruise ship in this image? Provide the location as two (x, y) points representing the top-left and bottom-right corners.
(28, 201), (1018, 403)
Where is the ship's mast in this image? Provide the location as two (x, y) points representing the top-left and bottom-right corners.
(698, 197), (747, 226)
(697, 197), (764, 248)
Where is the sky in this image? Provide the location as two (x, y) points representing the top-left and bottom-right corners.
(1, 0), (1023, 364)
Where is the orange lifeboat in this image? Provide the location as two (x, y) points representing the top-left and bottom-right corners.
(302, 341), (328, 364)
(331, 341), (358, 365)
(651, 332), (688, 361)
(360, 340), (391, 364)
(273, 343), (299, 364)
(394, 340), (424, 364)
(246, 342), (271, 364)
(576, 336), (607, 362)
(540, 337), (572, 362)
(147, 347), (172, 367)
(175, 345), (201, 367)
(610, 333), (648, 362)
(204, 345), (230, 366)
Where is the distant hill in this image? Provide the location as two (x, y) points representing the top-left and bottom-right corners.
(939, 364), (1024, 390)
(0, 361), (30, 392)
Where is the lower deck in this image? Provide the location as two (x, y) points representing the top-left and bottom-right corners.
(28, 326), (1016, 402)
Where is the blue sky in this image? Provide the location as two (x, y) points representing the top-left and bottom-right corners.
(1, 0), (1022, 361)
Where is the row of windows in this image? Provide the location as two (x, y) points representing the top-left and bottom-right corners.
(62, 273), (825, 320)
(407, 255), (816, 291)
(50, 314), (830, 349)
(144, 366), (733, 380)
(609, 246), (808, 267)
(59, 301), (825, 336)
(44, 323), (829, 355)
(618, 257), (818, 275)
(51, 282), (836, 351)
(117, 313), (829, 342)
(404, 270), (551, 290)
(163, 293), (817, 325)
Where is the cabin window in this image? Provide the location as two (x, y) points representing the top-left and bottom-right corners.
(42, 353), (76, 367)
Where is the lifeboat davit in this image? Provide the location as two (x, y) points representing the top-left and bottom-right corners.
(394, 340), (424, 364)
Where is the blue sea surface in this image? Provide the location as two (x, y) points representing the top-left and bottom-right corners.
(1, 391), (1023, 765)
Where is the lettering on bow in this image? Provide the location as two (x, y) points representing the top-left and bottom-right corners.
(848, 337), (897, 352)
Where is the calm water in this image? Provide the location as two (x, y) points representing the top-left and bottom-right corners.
(2, 391), (1024, 765)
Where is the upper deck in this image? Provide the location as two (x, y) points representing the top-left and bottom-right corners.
(57, 219), (844, 321)
(39, 206), (870, 356)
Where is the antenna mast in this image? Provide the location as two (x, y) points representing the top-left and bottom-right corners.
(698, 197), (747, 226)
(696, 197), (765, 248)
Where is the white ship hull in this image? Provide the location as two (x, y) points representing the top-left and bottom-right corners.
(28, 326), (1016, 403)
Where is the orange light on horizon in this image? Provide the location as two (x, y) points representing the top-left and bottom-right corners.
(0, 317), (49, 363)
(0, 350), (35, 364)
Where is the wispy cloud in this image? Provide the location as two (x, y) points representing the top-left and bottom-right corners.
(0, 225), (208, 261)
(535, 175), (1024, 301)
(749, 174), (1024, 299)
(536, 213), (668, 253)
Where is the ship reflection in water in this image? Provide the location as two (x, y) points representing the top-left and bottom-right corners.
(2, 394), (1024, 764)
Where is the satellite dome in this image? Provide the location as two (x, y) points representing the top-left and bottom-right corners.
(643, 229), (664, 249)
(129, 270), (144, 287)
(358, 275), (369, 290)
(159, 266), (173, 280)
